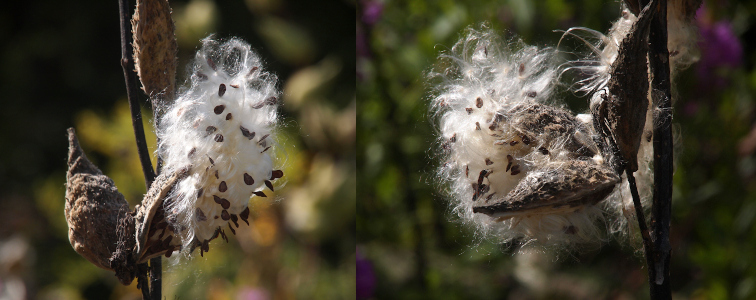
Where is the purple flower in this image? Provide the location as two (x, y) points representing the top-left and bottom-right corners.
(356, 249), (376, 299)
(696, 7), (742, 89)
(362, 1), (384, 26)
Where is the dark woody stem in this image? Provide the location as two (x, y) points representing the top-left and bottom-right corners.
(647, 0), (673, 298)
(117, 0), (160, 298)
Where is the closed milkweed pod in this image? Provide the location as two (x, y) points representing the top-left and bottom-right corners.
(64, 128), (135, 277)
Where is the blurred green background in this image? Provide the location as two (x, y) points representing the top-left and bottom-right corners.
(0, 0), (355, 299)
(357, 0), (756, 299)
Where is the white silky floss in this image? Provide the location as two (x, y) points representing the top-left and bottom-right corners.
(156, 37), (283, 254)
(430, 27), (611, 248)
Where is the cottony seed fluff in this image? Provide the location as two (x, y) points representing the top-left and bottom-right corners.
(157, 36), (284, 254)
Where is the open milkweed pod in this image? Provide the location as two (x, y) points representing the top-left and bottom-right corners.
(156, 36), (284, 256)
(429, 27), (619, 248)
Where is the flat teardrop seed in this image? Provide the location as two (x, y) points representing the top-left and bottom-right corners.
(264, 180), (274, 191)
(239, 207), (250, 225)
(225, 113), (232, 120)
(271, 170), (284, 180)
(206, 126), (217, 137)
(253, 191), (267, 197)
(221, 210), (230, 220)
(244, 173), (254, 185)
(240, 126), (255, 140)
(219, 181), (227, 192)
(218, 84), (226, 97)
(214, 134), (224, 142)
(214, 105), (225, 114)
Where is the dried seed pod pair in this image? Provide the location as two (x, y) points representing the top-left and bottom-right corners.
(429, 0), (685, 248)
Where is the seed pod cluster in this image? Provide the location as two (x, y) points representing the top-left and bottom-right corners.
(430, 27), (618, 246)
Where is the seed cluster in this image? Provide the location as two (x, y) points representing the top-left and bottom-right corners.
(157, 37), (283, 255)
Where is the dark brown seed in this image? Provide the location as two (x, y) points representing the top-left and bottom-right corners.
(165, 250), (173, 258)
(476, 122), (481, 130)
(206, 126), (217, 136)
(188, 147), (197, 158)
(219, 229), (228, 242)
(511, 165), (521, 175)
(219, 84), (226, 97)
(485, 158), (493, 165)
(253, 191), (267, 197)
(506, 155), (513, 172)
(244, 173), (254, 185)
(271, 170), (284, 180)
(196, 208), (207, 221)
(449, 134), (456, 143)
(264, 180), (274, 191)
(214, 134), (224, 142)
(214, 105), (225, 114)
(207, 57), (217, 70)
(226, 113), (233, 120)
(240, 207), (250, 225)
(228, 224), (236, 235)
(476, 97), (483, 108)
(214, 216), (219, 219)
(248, 66), (259, 77)
(230, 84), (240, 88)
(519, 63), (525, 76)
(197, 188), (204, 198)
(477, 170), (489, 186)
(208, 156), (215, 165)
(221, 210), (230, 220)
(251, 102), (265, 109)
(465, 108), (473, 114)
(521, 135), (531, 145)
(465, 165), (469, 177)
(261, 146), (271, 153)
(219, 181), (227, 192)
(230, 214), (239, 228)
(525, 91), (537, 98)
(539, 147), (549, 155)
(265, 96), (277, 105)
(214, 170), (219, 179)
(213, 195), (231, 209)
(258, 134), (270, 144)
(240, 126), (256, 140)
(510, 141), (519, 146)
(163, 235), (173, 248)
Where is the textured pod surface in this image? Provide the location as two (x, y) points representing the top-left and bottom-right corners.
(133, 169), (188, 263)
(132, 0), (177, 106)
(596, 1), (656, 172)
(64, 128), (134, 271)
(157, 37), (284, 253)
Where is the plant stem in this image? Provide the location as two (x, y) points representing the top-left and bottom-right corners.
(645, 0), (673, 298)
(118, 0), (159, 298)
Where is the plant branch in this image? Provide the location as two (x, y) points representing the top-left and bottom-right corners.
(645, 0), (673, 298)
(118, 0), (158, 298)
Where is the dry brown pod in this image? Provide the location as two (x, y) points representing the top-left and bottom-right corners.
(64, 128), (135, 274)
(132, 0), (178, 109)
(594, 0), (656, 173)
(65, 128), (188, 285)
